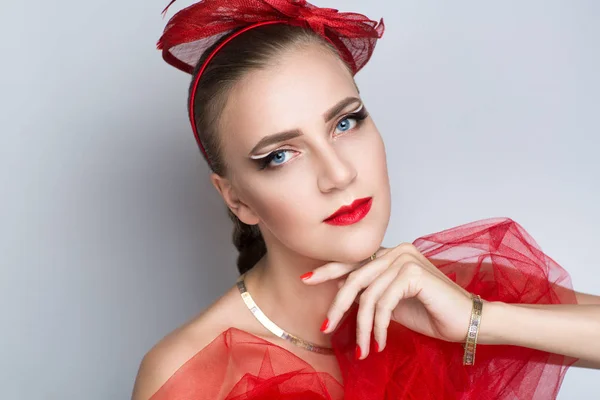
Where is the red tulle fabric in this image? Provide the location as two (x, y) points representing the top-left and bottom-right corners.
(150, 217), (578, 400)
(157, 0), (384, 75)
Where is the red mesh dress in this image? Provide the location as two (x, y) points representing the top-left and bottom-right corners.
(149, 218), (577, 399)
(155, 2), (578, 398)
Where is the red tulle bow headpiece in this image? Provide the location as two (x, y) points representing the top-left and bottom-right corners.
(157, 0), (384, 165)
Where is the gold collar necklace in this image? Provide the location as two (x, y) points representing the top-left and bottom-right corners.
(235, 253), (377, 355)
(236, 275), (334, 355)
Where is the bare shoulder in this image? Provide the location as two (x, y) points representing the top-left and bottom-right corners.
(131, 284), (245, 400)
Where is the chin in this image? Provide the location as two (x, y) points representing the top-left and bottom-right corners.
(327, 228), (385, 264)
(319, 213), (389, 263)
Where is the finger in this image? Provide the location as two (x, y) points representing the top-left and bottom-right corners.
(374, 262), (426, 349)
(386, 243), (437, 272)
(322, 251), (398, 334)
(301, 247), (389, 285)
(355, 266), (400, 359)
(390, 244), (458, 294)
(362, 255), (422, 356)
(300, 261), (356, 285)
(399, 243), (457, 283)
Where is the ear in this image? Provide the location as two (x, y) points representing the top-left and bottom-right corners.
(210, 173), (260, 226)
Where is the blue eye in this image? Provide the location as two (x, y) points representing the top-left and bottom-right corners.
(270, 150), (289, 165)
(255, 107), (369, 171)
(259, 149), (294, 169)
(335, 116), (358, 134)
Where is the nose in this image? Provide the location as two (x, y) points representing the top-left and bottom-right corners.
(316, 145), (357, 193)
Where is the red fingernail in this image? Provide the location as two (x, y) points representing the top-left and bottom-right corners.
(374, 341), (380, 353)
(355, 345), (362, 360)
(300, 272), (314, 280)
(320, 318), (329, 332)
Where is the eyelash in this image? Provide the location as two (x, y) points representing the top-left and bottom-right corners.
(255, 108), (370, 171)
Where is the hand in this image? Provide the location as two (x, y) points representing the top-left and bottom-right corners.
(301, 243), (475, 360)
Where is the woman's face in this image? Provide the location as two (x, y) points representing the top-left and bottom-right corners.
(212, 43), (391, 263)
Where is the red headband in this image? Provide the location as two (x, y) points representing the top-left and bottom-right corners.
(157, 0), (384, 166)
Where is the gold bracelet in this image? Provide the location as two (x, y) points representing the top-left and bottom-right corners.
(462, 293), (483, 366)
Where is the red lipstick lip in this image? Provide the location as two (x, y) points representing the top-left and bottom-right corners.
(324, 197), (373, 225)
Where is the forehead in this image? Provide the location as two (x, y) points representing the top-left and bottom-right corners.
(219, 45), (358, 156)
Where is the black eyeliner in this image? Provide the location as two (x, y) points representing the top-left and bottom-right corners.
(346, 106), (369, 123)
(253, 106), (369, 171)
(257, 152), (281, 170)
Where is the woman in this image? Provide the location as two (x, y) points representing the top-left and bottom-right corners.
(133, 0), (600, 398)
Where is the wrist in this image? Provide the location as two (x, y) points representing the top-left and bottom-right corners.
(476, 300), (513, 345)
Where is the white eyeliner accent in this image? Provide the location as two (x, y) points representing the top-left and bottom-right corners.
(249, 102), (365, 160)
(351, 103), (364, 113)
(250, 151), (281, 160)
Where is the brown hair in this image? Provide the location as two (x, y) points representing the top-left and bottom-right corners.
(188, 24), (347, 275)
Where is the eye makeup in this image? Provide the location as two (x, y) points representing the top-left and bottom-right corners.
(250, 104), (370, 171)
(334, 104), (368, 134)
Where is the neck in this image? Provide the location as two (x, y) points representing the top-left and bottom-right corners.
(243, 244), (343, 348)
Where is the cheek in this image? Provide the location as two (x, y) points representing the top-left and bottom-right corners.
(243, 172), (320, 230)
(351, 129), (392, 232)
(373, 137), (390, 190)
(344, 125), (390, 187)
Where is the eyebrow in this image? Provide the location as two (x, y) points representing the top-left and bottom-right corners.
(249, 96), (362, 155)
(324, 96), (361, 123)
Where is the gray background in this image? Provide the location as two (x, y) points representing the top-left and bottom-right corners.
(1, 0), (598, 398)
